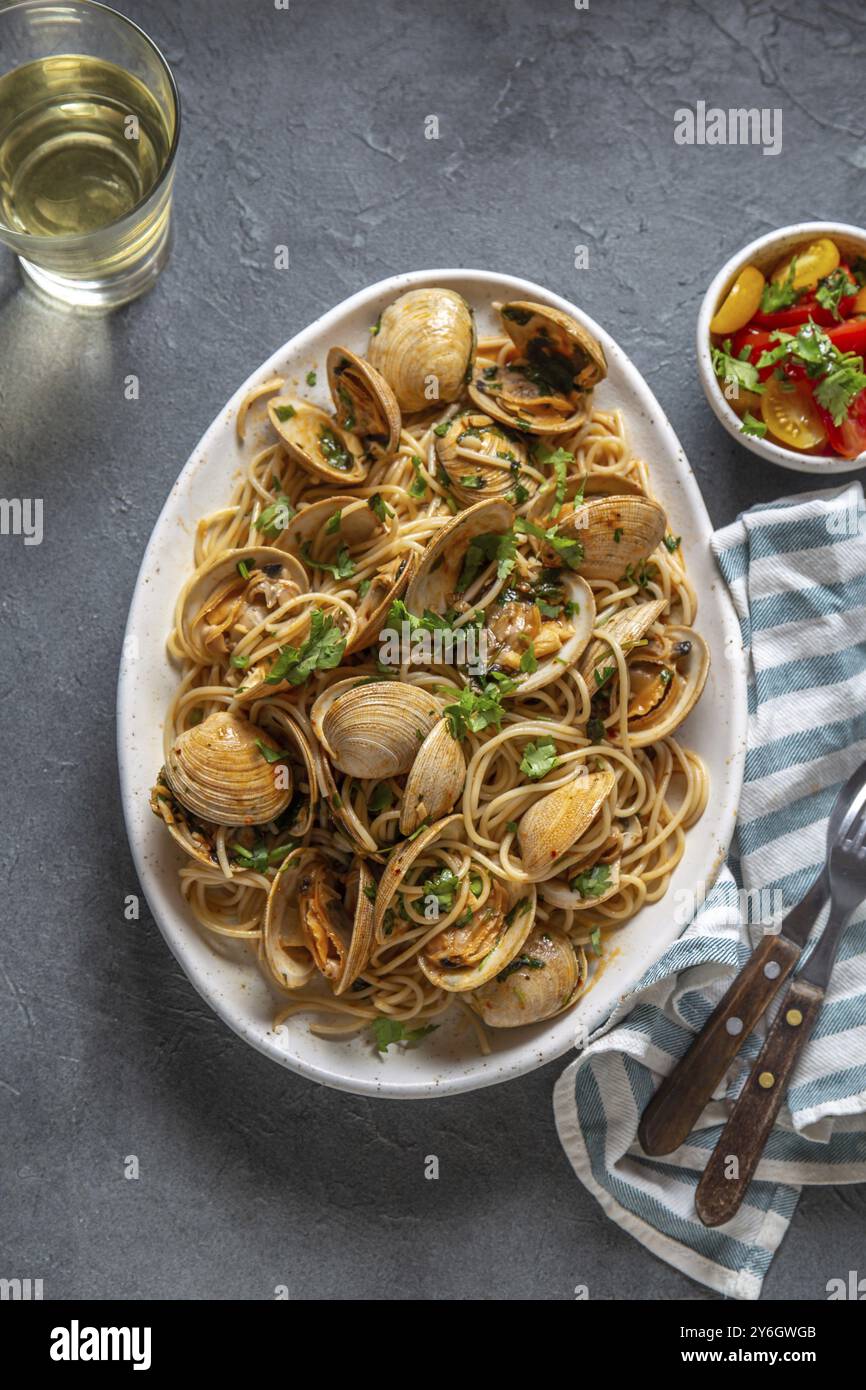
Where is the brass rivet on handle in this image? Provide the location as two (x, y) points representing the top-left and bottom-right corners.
(786, 1008), (803, 1027)
(758, 1071), (775, 1089)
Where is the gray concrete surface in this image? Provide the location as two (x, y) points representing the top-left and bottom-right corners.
(1, 0), (865, 1301)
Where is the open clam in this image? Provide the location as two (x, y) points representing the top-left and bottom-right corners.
(604, 625), (710, 747)
(541, 494), (667, 581)
(578, 598), (666, 692)
(468, 926), (586, 1027)
(418, 883), (538, 994)
(269, 399), (368, 485)
(399, 718), (467, 835)
(540, 817), (642, 911)
(405, 497), (514, 615)
(150, 770), (227, 872)
(311, 679), (443, 779)
(279, 495), (384, 558)
(469, 300), (607, 435)
(262, 850), (317, 991)
(293, 850), (376, 995)
(165, 710), (294, 827)
(527, 469), (644, 529)
(518, 766), (616, 879)
(434, 412), (531, 509)
(346, 552), (417, 656)
(326, 346), (401, 460)
(368, 287), (476, 413)
(373, 815), (461, 944)
(485, 569), (595, 693)
(177, 547), (309, 667)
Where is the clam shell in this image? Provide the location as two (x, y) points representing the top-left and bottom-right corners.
(268, 399), (367, 484)
(150, 770), (228, 873)
(373, 814), (461, 944)
(506, 572), (596, 695)
(405, 496), (514, 615)
(312, 738), (379, 857)
(327, 346), (401, 459)
(278, 495), (383, 557)
(518, 767), (616, 878)
(368, 287), (475, 413)
(418, 883), (538, 994)
(468, 926), (585, 1027)
(468, 361), (591, 436)
(618, 626), (709, 747)
(548, 495), (666, 581)
(266, 713), (318, 836)
(345, 552), (418, 656)
(434, 412), (530, 509)
(311, 679), (442, 779)
(294, 851), (376, 994)
(578, 598), (667, 691)
(335, 858), (376, 995)
(527, 470), (644, 527)
(399, 718), (467, 835)
(498, 301), (607, 389)
(263, 851), (317, 990)
(178, 547), (309, 666)
(165, 710), (294, 827)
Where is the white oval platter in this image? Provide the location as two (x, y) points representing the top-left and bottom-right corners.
(117, 268), (747, 1099)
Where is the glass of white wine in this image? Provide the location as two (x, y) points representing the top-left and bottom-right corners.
(0, 0), (180, 309)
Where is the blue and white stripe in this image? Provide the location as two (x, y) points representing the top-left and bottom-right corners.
(554, 481), (866, 1301)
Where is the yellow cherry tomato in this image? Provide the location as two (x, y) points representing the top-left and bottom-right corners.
(761, 375), (827, 451)
(710, 265), (765, 335)
(771, 238), (839, 291)
(728, 386), (763, 418)
(853, 286), (866, 314)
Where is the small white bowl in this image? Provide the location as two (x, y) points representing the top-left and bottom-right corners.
(697, 221), (866, 474)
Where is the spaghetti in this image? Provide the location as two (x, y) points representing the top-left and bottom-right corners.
(152, 289), (709, 1054)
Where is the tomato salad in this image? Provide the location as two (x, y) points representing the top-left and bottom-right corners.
(709, 237), (866, 459)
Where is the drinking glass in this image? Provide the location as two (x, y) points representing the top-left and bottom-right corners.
(0, 0), (180, 308)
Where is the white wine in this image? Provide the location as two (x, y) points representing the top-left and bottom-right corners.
(0, 53), (172, 238)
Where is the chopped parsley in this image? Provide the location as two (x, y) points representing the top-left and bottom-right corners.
(442, 678), (515, 739)
(759, 260), (800, 314)
(711, 338), (763, 395)
(265, 608), (346, 685)
(254, 494), (295, 537)
(368, 492), (395, 523)
(306, 370), (317, 386)
(371, 1018), (438, 1052)
(497, 953), (545, 983)
(515, 516), (584, 571)
(301, 541), (355, 580)
(741, 411), (768, 438)
(319, 427), (352, 470)
(519, 641), (538, 675)
(571, 863), (612, 898)
(520, 736), (558, 780)
(664, 534), (681, 552)
(274, 403), (296, 422)
(409, 456), (428, 497)
(457, 530), (517, 590)
(815, 268), (857, 321)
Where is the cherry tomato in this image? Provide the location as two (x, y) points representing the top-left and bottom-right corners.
(710, 265), (765, 335)
(770, 238), (840, 291)
(753, 262), (858, 330)
(827, 318), (866, 356)
(761, 374), (827, 451)
(854, 287), (866, 314)
(730, 326), (781, 381)
(816, 387), (866, 460)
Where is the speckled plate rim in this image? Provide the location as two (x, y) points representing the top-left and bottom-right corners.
(117, 268), (747, 1099)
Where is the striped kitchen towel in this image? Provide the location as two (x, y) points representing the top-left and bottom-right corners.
(554, 480), (866, 1301)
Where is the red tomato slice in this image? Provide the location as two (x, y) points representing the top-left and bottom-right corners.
(730, 326), (779, 381)
(752, 264), (859, 330)
(815, 386), (866, 460)
(826, 318), (866, 356)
